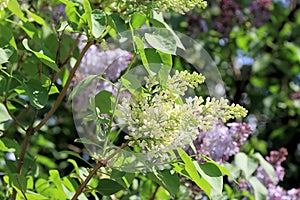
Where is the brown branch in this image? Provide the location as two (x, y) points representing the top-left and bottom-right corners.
(11, 40), (94, 200)
(16, 176), (28, 200)
(51, 34), (81, 83)
(71, 141), (129, 200)
(6, 105), (31, 131)
(60, 34), (81, 68)
(3, 101), (26, 132)
(149, 184), (160, 200)
(33, 40), (94, 133)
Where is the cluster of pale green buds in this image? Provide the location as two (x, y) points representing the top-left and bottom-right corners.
(119, 70), (248, 158)
(0, 0), (9, 11)
(95, 0), (207, 19)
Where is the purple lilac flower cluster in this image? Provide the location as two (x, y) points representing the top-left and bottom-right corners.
(186, 0), (272, 36)
(238, 148), (300, 199)
(183, 120), (251, 198)
(248, 0), (272, 28)
(70, 35), (132, 108)
(213, 0), (243, 35)
(186, 120), (252, 164)
(257, 148), (300, 200)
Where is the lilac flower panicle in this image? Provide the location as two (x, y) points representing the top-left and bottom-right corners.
(70, 35), (132, 108)
(248, 0), (272, 28)
(254, 148), (300, 200)
(186, 120), (252, 164)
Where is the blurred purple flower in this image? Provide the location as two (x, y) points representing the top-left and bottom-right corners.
(186, 120), (252, 164)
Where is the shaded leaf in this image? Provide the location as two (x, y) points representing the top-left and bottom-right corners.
(68, 74), (99, 102)
(91, 9), (106, 38)
(95, 90), (112, 114)
(23, 79), (48, 109)
(97, 178), (125, 196)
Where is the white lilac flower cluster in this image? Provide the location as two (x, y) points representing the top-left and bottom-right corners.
(0, 0), (8, 10)
(238, 148), (300, 200)
(186, 120), (252, 163)
(99, 0), (207, 18)
(119, 70), (248, 157)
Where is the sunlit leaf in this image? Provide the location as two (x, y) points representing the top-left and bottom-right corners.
(22, 39), (60, 71)
(91, 9), (106, 38)
(130, 13), (146, 28)
(23, 79), (48, 109)
(0, 47), (13, 65)
(145, 29), (177, 55)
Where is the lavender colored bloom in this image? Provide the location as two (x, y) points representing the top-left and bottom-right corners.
(77, 35), (132, 81)
(267, 184), (300, 200)
(213, 0), (243, 35)
(248, 0), (272, 28)
(70, 35), (132, 108)
(254, 148), (300, 200)
(186, 120), (252, 163)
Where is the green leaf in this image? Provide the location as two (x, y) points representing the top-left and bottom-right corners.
(0, 103), (12, 123)
(147, 169), (180, 197)
(134, 36), (150, 73)
(120, 73), (142, 95)
(22, 39), (60, 72)
(249, 177), (268, 200)
(36, 155), (57, 168)
(8, 0), (27, 22)
(0, 47), (14, 65)
(83, 0), (92, 30)
(95, 90), (113, 114)
(195, 162), (223, 197)
(21, 22), (38, 39)
(64, 3), (80, 25)
(97, 179), (125, 196)
(25, 9), (48, 27)
(201, 155), (237, 183)
(67, 74), (99, 102)
(10, 173), (27, 192)
(24, 192), (48, 200)
(145, 29), (177, 55)
(91, 9), (106, 38)
(49, 170), (68, 199)
(0, 24), (17, 49)
(234, 152), (258, 179)
(0, 139), (9, 152)
(158, 51), (172, 67)
(23, 79), (48, 110)
(177, 148), (211, 197)
(130, 13), (146, 28)
(144, 48), (162, 64)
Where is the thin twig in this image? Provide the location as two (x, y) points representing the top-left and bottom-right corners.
(71, 141), (129, 200)
(3, 101), (26, 132)
(5, 105), (30, 132)
(16, 176), (28, 200)
(51, 34), (82, 87)
(33, 40), (94, 133)
(60, 34), (82, 68)
(149, 184), (160, 200)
